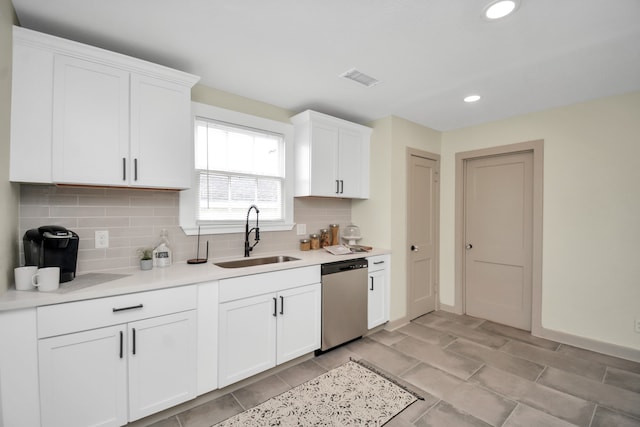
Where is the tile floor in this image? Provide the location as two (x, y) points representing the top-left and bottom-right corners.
(149, 311), (640, 427)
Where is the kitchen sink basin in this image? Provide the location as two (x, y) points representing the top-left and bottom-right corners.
(214, 255), (300, 268)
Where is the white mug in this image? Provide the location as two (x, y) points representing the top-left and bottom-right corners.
(14, 266), (38, 291)
(32, 267), (60, 292)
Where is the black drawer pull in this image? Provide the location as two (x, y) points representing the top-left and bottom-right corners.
(112, 304), (143, 313)
(373, 261), (385, 265)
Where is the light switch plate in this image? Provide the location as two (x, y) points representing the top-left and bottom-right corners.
(296, 224), (307, 236)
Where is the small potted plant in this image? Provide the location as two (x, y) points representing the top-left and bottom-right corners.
(138, 247), (153, 270)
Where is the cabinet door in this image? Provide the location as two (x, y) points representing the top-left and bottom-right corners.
(338, 129), (364, 198)
(309, 123), (340, 197)
(276, 283), (321, 364)
(52, 55), (130, 186)
(368, 270), (387, 329)
(10, 41), (54, 183)
(128, 311), (197, 421)
(130, 75), (192, 189)
(38, 325), (127, 427)
(218, 293), (277, 388)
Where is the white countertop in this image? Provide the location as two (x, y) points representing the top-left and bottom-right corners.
(0, 248), (390, 312)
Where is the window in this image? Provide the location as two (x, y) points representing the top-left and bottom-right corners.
(180, 103), (294, 235)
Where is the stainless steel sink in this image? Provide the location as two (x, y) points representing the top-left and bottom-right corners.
(214, 255), (300, 268)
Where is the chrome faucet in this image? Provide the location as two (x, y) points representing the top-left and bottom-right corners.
(244, 204), (260, 257)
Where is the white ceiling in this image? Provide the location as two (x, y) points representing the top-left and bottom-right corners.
(11, 0), (640, 131)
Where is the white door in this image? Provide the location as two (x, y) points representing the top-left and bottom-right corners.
(309, 123), (340, 197)
(368, 269), (387, 329)
(128, 311), (197, 421)
(276, 283), (321, 363)
(130, 74), (192, 189)
(407, 153), (439, 319)
(38, 325), (127, 427)
(464, 152), (533, 330)
(338, 129), (363, 197)
(52, 55), (129, 186)
(218, 293), (277, 387)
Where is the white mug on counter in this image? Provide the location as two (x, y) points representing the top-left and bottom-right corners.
(32, 267), (60, 292)
(14, 266), (38, 291)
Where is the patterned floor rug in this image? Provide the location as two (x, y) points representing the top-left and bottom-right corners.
(213, 360), (421, 426)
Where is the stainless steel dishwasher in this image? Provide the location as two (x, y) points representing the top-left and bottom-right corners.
(320, 258), (368, 351)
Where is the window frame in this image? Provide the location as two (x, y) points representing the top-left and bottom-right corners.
(179, 102), (295, 236)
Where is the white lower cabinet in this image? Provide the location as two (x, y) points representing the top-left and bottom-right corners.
(37, 286), (197, 427)
(127, 311), (197, 421)
(367, 255), (390, 329)
(39, 325), (128, 427)
(218, 268), (321, 388)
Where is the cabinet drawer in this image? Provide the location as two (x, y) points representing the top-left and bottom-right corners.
(219, 266), (320, 303)
(367, 255), (389, 272)
(37, 285), (197, 338)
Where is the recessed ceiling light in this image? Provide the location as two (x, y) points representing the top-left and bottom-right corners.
(464, 95), (481, 103)
(483, 0), (520, 20)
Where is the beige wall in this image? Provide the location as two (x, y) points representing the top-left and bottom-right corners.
(192, 84), (293, 124)
(353, 116), (441, 321)
(441, 91), (640, 351)
(0, 0), (18, 295)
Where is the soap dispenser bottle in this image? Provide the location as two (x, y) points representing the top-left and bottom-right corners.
(153, 229), (172, 267)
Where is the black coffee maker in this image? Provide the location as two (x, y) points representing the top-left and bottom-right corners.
(23, 225), (79, 283)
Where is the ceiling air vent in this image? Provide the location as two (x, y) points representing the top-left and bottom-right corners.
(340, 68), (381, 88)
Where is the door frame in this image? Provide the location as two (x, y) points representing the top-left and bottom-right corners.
(406, 148), (440, 318)
(454, 140), (543, 334)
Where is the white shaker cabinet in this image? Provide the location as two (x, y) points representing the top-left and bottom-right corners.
(218, 266), (321, 388)
(52, 55), (130, 186)
(38, 325), (128, 427)
(291, 110), (371, 199)
(367, 254), (390, 329)
(10, 26), (199, 189)
(129, 74), (193, 189)
(127, 311), (197, 421)
(37, 286), (197, 427)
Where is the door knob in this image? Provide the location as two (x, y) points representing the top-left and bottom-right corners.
(411, 245), (420, 252)
(465, 244), (473, 249)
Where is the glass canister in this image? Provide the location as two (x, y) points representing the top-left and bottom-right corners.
(309, 233), (320, 250)
(299, 238), (310, 251)
(320, 229), (330, 248)
(330, 224), (339, 246)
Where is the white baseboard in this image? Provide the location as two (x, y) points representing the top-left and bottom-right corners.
(402, 304), (640, 363)
(535, 326), (640, 363)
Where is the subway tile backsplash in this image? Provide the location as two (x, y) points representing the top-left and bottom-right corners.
(18, 185), (352, 273)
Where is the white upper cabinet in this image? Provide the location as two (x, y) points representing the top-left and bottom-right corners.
(10, 26), (199, 189)
(291, 110), (371, 199)
(52, 55), (130, 186)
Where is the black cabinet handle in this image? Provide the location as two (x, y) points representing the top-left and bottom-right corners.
(119, 331), (123, 359)
(132, 328), (136, 355)
(340, 180), (344, 194)
(134, 158), (138, 181)
(273, 297), (277, 317)
(122, 158), (126, 181)
(280, 295), (284, 315)
(370, 277), (374, 291)
(336, 180), (340, 194)
(373, 261), (385, 265)
(113, 304), (143, 312)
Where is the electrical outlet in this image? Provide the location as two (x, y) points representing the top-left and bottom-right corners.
(296, 224), (307, 236)
(95, 230), (109, 249)
(635, 317), (640, 333)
